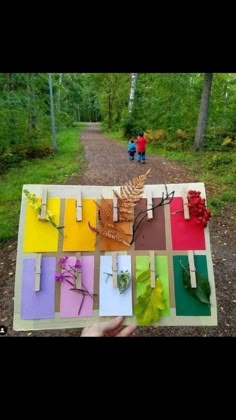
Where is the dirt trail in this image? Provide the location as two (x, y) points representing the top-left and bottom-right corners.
(1, 123), (235, 336)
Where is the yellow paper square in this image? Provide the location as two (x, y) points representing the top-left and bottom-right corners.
(63, 199), (96, 251)
(23, 198), (60, 252)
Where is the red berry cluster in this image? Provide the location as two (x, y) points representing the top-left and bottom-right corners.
(187, 190), (212, 228)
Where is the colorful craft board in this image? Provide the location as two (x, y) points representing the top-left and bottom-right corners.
(13, 183), (217, 330)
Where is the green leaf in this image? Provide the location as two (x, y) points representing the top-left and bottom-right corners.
(103, 270), (131, 293)
(117, 270), (131, 294)
(136, 270), (150, 283)
(134, 279), (166, 325)
(194, 273), (211, 304)
(181, 263), (211, 305)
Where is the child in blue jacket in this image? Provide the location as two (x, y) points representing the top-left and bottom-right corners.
(128, 139), (136, 161)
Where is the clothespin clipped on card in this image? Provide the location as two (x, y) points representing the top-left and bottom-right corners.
(34, 254), (42, 292)
(75, 252), (82, 289)
(149, 251), (156, 288)
(113, 192), (118, 222)
(76, 191), (82, 221)
(182, 188), (190, 219)
(188, 251), (197, 288)
(39, 188), (48, 220)
(146, 190), (153, 219)
(112, 253), (118, 288)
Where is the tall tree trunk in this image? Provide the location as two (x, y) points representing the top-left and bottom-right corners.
(193, 73), (213, 150)
(48, 73), (58, 152)
(27, 73), (37, 143)
(221, 75), (230, 129)
(128, 73), (137, 113)
(57, 73), (63, 112)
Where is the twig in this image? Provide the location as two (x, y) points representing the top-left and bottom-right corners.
(130, 186), (175, 244)
(78, 293), (85, 315)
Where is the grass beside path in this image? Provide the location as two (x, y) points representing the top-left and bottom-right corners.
(0, 126), (84, 242)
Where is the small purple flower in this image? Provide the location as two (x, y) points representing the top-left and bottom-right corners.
(58, 256), (69, 266)
(74, 260), (82, 269)
(55, 273), (64, 282)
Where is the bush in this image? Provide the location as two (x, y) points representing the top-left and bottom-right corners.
(207, 154), (233, 170)
(56, 112), (74, 130)
(123, 120), (142, 138)
(0, 143), (53, 173)
(176, 129), (187, 139)
(120, 110), (143, 138)
(25, 144), (53, 159)
(221, 136), (236, 148)
(145, 129), (167, 144)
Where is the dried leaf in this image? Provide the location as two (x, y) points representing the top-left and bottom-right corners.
(89, 221), (130, 246)
(114, 169), (151, 221)
(88, 170), (150, 246)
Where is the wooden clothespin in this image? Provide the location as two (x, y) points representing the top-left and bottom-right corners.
(39, 188), (47, 220)
(146, 191), (153, 219)
(34, 254), (42, 292)
(149, 251), (156, 288)
(76, 191), (82, 221)
(112, 253), (118, 288)
(182, 188), (190, 219)
(113, 192), (118, 222)
(188, 251), (197, 288)
(75, 252), (82, 289)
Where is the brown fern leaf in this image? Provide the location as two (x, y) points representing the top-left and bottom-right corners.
(99, 227), (130, 247)
(113, 169), (151, 221)
(106, 223), (132, 236)
(88, 221), (130, 246)
(88, 170), (150, 245)
(88, 221), (101, 235)
(120, 169), (151, 200)
(88, 199), (131, 246)
(95, 197), (113, 225)
(119, 215), (133, 222)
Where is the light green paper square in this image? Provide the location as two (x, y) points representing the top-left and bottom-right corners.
(136, 256), (170, 317)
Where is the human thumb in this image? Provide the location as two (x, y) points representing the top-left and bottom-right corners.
(99, 316), (123, 333)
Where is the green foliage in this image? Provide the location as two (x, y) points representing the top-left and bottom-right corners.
(207, 154), (233, 170)
(55, 111), (74, 130)
(0, 127), (84, 242)
(220, 190), (236, 202)
(134, 270), (166, 325)
(0, 142), (53, 173)
(181, 262), (211, 305)
(2, 73), (236, 154)
(122, 117), (142, 138)
(104, 270), (131, 293)
(117, 271), (131, 293)
(221, 136), (236, 148)
(208, 197), (224, 215)
(224, 174), (236, 184)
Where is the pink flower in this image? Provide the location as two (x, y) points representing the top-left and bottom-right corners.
(55, 273), (64, 282)
(58, 256), (69, 266)
(74, 260), (82, 269)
